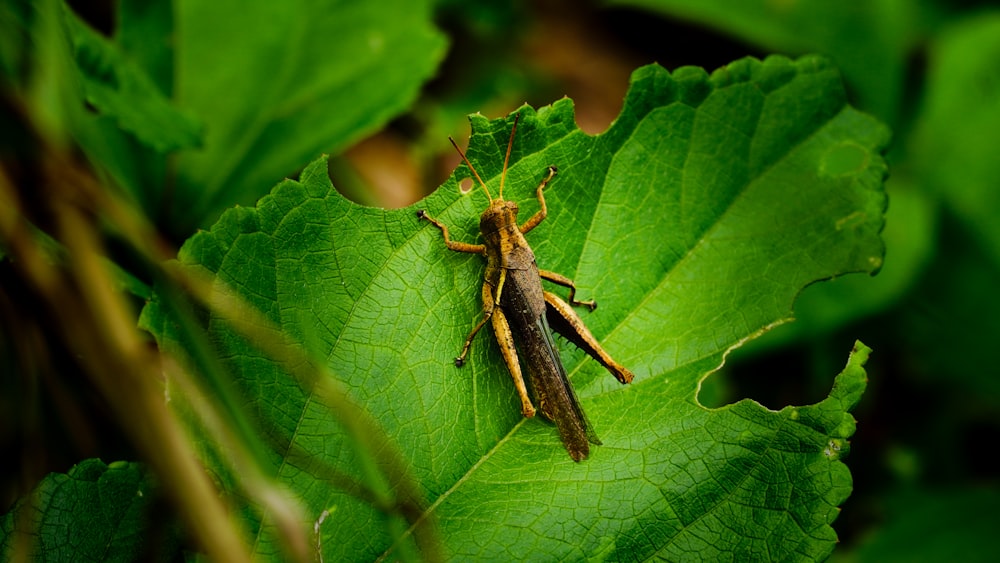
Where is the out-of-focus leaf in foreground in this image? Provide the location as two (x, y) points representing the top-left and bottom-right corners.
(141, 56), (888, 560)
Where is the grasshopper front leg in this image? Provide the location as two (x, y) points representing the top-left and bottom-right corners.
(453, 281), (500, 367)
(418, 209), (498, 367)
(417, 209), (485, 254)
(518, 165), (558, 234)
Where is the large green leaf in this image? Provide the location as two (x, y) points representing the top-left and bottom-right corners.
(142, 56), (887, 559)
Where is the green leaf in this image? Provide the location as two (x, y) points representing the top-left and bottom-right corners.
(142, 56), (887, 559)
(63, 6), (202, 152)
(0, 459), (177, 562)
(45, 0), (445, 237)
(170, 0), (447, 233)
(897, 13), (1000, 399)
(913, 13), (1000, 267)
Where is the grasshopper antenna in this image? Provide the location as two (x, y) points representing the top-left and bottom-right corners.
(498, 113), (519, 200)
(449, 136), (493, 203)
(449, 113), (521, 203)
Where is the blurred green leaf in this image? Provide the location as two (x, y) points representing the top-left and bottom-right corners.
(43, 0), (445, 238)
(893, 12), (1000, 400)
(171, 0), (447, 234)
(607, 0), (915, 124)
(898, 216), (1000, 399)
(847, 488), (1000, 563)
(0, 460), (176, 562)
(0, 0), (33, 84)
(116, 0), (175, 94)
(142, 56), (888, 559)
(912, 12), (1000, 267)
(63, 7), (202, 152)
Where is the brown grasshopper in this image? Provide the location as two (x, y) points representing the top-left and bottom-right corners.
(417, 113), (634, 461)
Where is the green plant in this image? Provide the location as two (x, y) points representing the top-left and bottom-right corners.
(6, 0), (994, 561)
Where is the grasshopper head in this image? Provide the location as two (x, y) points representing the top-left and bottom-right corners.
(479, 200), (519, 235)
(450, 113), (522, 210)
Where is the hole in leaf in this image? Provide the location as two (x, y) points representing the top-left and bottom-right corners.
(458, 177), (474, 194)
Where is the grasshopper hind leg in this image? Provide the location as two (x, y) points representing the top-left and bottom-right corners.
(538, 269), (596, 311)
(543, 291), (635, 385)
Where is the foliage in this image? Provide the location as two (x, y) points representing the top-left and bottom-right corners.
(2, 0), (996, 561)
(140, 56), (885, 558)
(611, 1), (1000, 559)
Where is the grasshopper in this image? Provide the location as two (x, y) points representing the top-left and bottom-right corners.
(417, 113), (634, 461)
